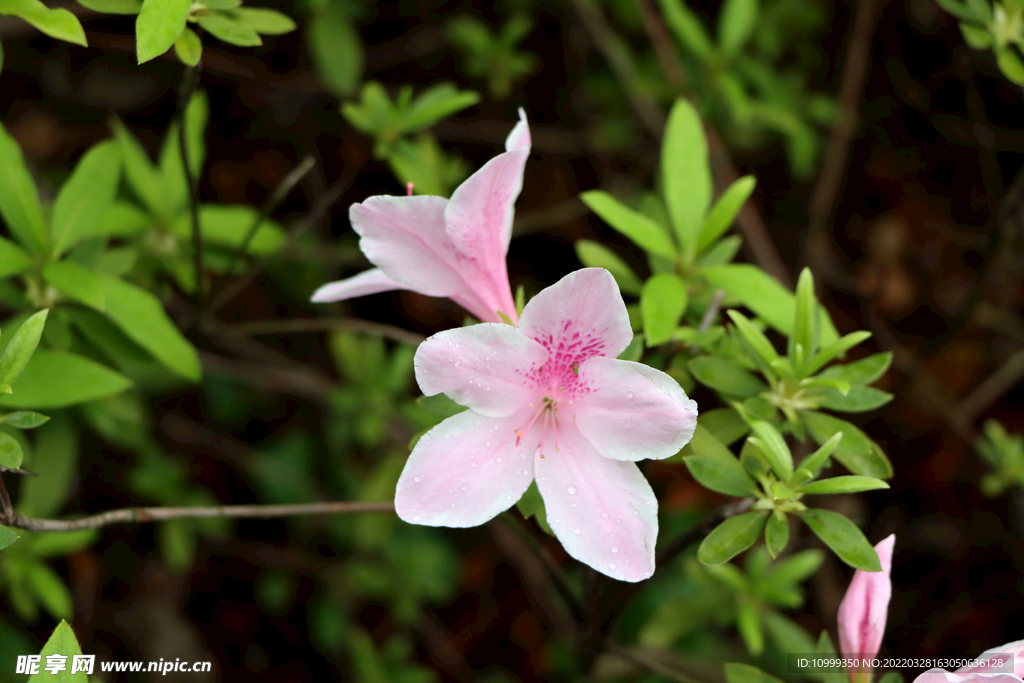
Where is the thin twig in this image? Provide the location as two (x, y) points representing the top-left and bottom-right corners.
(178, 65), (205, 306)
(0, 475), (14, 518)
(0, 501), (395, 532)
(202, 153), (367, 324)
(225, 154), (317, 276)
(209, 318), (426, 347)
(605, 642), (708, 683)
(957, 349), (1024, 427)
(568, 0), (665, 138)
(698, 289), (726, 332)
(807, 0), (886, 278)
(200, 351), (335, 401)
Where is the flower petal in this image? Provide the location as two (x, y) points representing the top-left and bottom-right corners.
(415, 324), (548, 418)
(310, 268), (405, 303)
(505, 108), (531, 152)
(838, 534), (895, 664)
(443, 116), (530, 323)
(350, 194), (498, 322)
(519, 268), (633, 363)
(395, 409), (538, 527)
(915, 672), (1024, 683)
(961, 641), (1024, 676)
(573, 357), (698, 461)
(535, 419), (658, 582)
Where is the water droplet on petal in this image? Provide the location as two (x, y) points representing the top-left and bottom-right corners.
(602, 512), (609, 519)
(608, 562), (617, 570)
(496, 457), (503, 463)
(454, 361), (462, 367)
(568, 486), (578, 495)
(519, 453), (527, 460)
(460, 485), (468, 492)
(413, 515), (421, 522)
(485, 440), (491, 446)
(450, 502), (456, 508)
(414, 476), (421, 483)
(472, 463), (478, 468)
(574, 528), (581, 535)
(611, 547), (619, 554)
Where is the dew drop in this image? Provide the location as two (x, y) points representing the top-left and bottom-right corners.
(460, 485), (468, 492)
(454, 360), (462, 367)
(413, 515), (421, 522)
(571, 504), (577, 509)
(611, 547), (619, 554)
(519, 453), (527, 460)
(486, 356), (491, 361)
(450, 502), (456, 508)
(494, 424), (500, 430)
(601, 512), (609, 519)
(574, 528), (581, 535)
(414, 476), (421, 483)
(471, 463), (478, 468)
(567, 485), (578, 495)
(485, 440), (491, 446)
(608, 562), (617, 570)
(496, 457), (503, 463)
(627, 392), (634, 399)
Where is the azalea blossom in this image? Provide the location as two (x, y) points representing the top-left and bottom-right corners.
(914, 641), (1024, 683)
(394, 268), (698, 582)
(838, 534), (896, 683)
(310, 110), (531, 324)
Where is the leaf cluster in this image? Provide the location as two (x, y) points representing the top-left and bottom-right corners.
(938, 0), (1024, 84)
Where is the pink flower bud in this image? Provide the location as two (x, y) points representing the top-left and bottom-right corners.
(838, 534), (895, 683)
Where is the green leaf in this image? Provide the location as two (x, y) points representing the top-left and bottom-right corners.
(699, 175), (755, 250)
(112, 120), (165, 216)
(700, 407), (750, 445)
(0, 236), (32, 278)
(750, 420), (792, 479)
(28, 621), (89, 682)
(580, 190), (677, 258)
(686, 455), (760, 496)
(29, 529), (97, 558)
(0, 309), (48, 387)
(737, 599), (764, 654)
(662, 99), (711, 254)
(878, 672), (906, 683)
(135, 0), (190, 62)
(402, 84), (481, 132)
(799, 475), (888, 495)
(804, 330), (872, 376)
(174, 26), (202, 66)
(717, 0), (758, 55)
(698, 510), (768, 564)
(960, 21), (993, 49)
(0, 525), (17, 549)
(724, 663), (785, 683)
(516, 481), (553, 535)
(617, 333), (644, 362)
(18, 418), (78, 518)
(935, 0), (987, 21)
(101, 276), (202, 381)
(27, 561), (73, 619)
(0, 350), (132, 409)
(75, 0), (141, 13)
(819, 352), (891, 385)
(764, 512), (789, 558)
(0, 410), (49, 429)
(0, 430), (23, 468)
(641, 273), (688, 345)
(997, 46), (1024, 85)
(171, 204), (285, 255)
(575, 240), (642, 295)
(727, 310), (779, 368)
(794, 432), (842, 479)
(798, 508), (880, 571)
(50, 140), (122, 255)
(157, 89), (208, 206)
(815, 385), (893, 412)
(698, 234), (742, 266)
(43, 261), (106, 310)
(802, 411), (893, 479)
(702, 265), (840, 345)
(231, 7), (295, 34)
(0, 121), (47, 251)
(790, 267), (816, 368)
(0, 0), (86, 44)
(309, 7), (363, 97)
(196, 11), (261, 46)
(657, 0), (714, 60)
(763, 549), (823, 590)
(689, 356), (766, 397)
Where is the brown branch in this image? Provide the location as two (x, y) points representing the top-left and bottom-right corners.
(1, 501), (395, 532)
(209, 318), (426, 347)
(200, 351), (335, 401)
(957, 349), (1024, 427)
(807, 0), (887, 278)
(605, 642), (709, 683)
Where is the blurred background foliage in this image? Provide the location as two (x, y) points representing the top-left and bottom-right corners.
(2, 0), (1024, 681)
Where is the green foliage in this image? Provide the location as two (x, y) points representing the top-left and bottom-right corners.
(28, 620), (89, 682)
(976, 420), (1024, 496)
(342, 82), (481, 196)
(308, 0), (364, 97)
(448, 15), (538, 99)
(939, 0), (1024, 84)
(0, 0), (86, 47)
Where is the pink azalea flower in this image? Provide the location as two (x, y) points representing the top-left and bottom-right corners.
(838, 534), (896, 683)
(311, 110), (531, 324)
(914, 642), (1024, 683)
(394, 268), (698, 582)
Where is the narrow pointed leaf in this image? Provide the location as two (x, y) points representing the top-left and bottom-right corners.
(51, 140), (122, 255)
(662, 99), (711, 252)
(0, 121), (47, 251)
(0, 525), (17, 549)
(689, 357), (766, 397)
(641, 273), (688, 345)
(135, 0), (190, 62)
(799, 476), (888, 495)
(0, 309), (47, 387)
(698, 510), (769, 564)
(799, 508), (881, 571)
(0, 236), (32, 278)
(727, 310), (779, 367)
(819, 352), (892, 385)
(43, 261), (105, 310)
(575, 240), (643, 295)
(700, 176), (755, 250)
(725, 663), (785, 683)
(581, 190), (677, 258)
(717, 0), (758, 56)
(750, 420), (792, 479)
(0, 431), (23, 468)
(0, 0), (86, 45)
(27, 620), (88, 682)
(804, 331), (872, 376)
(765, 512), (789, 558)
(802, 411), (893, 479)
(0, 350), (132, 408)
